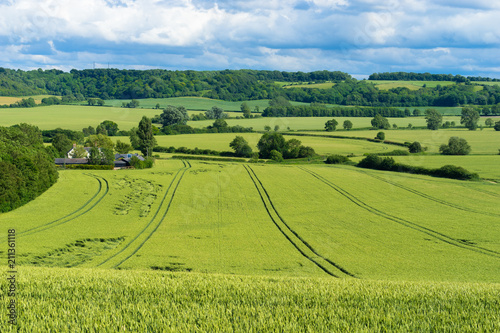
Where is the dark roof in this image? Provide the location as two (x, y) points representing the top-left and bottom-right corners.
(55, 158), (89, 165)
(114, 160), (128, 167)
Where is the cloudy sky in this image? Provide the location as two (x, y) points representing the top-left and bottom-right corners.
(0, 0), (499, 77)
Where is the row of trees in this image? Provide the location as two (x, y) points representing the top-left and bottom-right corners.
(2, 67), (500, 107)
(0, 124), (59, 212)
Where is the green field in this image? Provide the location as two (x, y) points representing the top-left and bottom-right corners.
(303, 128), (500, 155)
(1, 266), (499, 332)
(102, 97), (276, 111)
(368, 80), (456, 90)
(114, 133), (390, 156)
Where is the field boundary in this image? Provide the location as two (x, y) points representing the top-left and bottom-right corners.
(299, 166), (500, 259)
(244, 164), (356, 278)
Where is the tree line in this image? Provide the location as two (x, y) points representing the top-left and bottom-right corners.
(369, 72), (500, 82)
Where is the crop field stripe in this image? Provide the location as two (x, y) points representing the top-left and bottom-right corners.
(113, 161), (192, 268)
(355, 169), (500, 218)
(243, 165), (356, 278)
(299, 166), (500, 259)
(14, 174), (110, 240)
(96, 162), (189, 267)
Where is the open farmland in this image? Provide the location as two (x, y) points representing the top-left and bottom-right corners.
(2, 160), (499, 282)
(303, 128), (500, 155)
(113, 133), (391, 156)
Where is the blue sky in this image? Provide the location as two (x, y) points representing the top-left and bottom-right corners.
(0, 0), (499, 77)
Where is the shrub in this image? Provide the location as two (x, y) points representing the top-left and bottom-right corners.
(376, 132), (385, 140)
(433, 165), (479, 181)
(408, 141), (423, 153)
(325, 155), (350, 164)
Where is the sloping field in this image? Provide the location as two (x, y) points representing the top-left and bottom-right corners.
(1, 160), (499, 283)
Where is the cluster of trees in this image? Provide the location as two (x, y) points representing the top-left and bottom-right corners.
(0, 124), (59, 212)
(0, 96), (68, 108)
(263, 103), (407, 118)
(256, 133), (315, 160)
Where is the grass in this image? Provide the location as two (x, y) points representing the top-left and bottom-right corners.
(102, 97), (288, 111)
(1, 266), (499, 332)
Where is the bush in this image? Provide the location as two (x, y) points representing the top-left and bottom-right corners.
(433, 165), (479, 181)
(408, 141), (423, 153)
(376, 132), (385, 140)
(325, 155), (350, 164)
(130, 156), (154, 169)
(374, 149), (410, 156)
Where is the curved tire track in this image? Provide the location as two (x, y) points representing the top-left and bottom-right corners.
(355, 168), (500, 218)
(97, 161), (191, 268)
(244, 165), (356, 278)
(13, 174), (109, 240)
(299, 166), (500, 259)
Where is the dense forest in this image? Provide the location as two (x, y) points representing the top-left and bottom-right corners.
(1, 67), (500, 107)
(0, 124), (59, 212)
(369, 72), (500, 82)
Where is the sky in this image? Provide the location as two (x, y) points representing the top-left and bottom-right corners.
(0, 0), (499, 77)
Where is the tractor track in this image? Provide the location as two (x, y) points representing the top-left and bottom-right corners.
(96, 161), (191, 268)
(244, 164), (356, 278)
(12, 174), (109, 240)
(355, 169), (500, 218)
(299, 166), (500, 259)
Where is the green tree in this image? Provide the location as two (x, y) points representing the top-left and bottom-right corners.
(274, 125), (280, 132)
(210, 119), (229, 132)
(264, 125), (271, 132)
(82, 126), (95, 136)
(205, 106), (227, 119)
(96, 98), (105, 106)
(494, 121), (500, 131)
(408, 141), (423, 153)
(485, 118), (494, 127)
(343, 120), (353, 130)
(84, 134), (115, 151)
(137, 116), (156, 157)
(88, 147), (101, 165)
(99, 120), (119, 136)
(229, 136), (253, 157)
(96, 124), (107, 135)
(160, 105), (189, 126)
(115, 140), (133, 154)
(69, 145), (88, 158)
(412, 109), (421, 116)
(425, 109), (443, 130)
(270, 150), (284, 162)
(460, 107), (480, 130)
(129, 127), (141, 149)
(257, 132), (287, 159)
(325, 119), (338, 131)
(439, 137), (471, 155)
(241, 102), (251, 118)
(371, 114), (390, 129)
(52, 133), (73, 157)
(376, 131), (385, 140)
